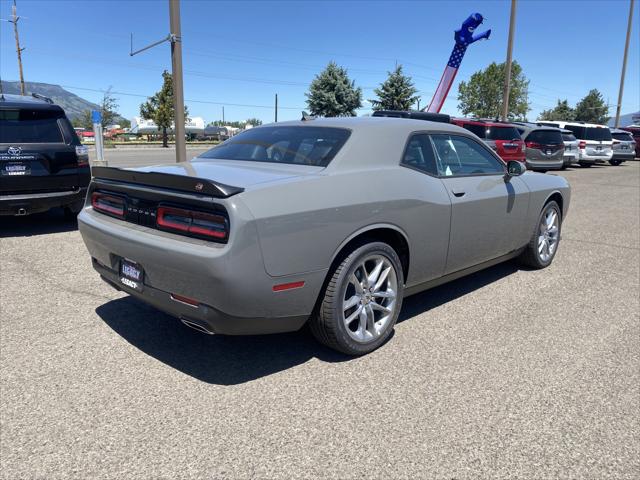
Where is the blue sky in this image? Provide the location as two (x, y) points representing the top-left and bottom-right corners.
(1, 0), (638, 124)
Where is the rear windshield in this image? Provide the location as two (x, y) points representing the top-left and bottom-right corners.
(199, 126), (351, 167)
(584, 127), (612, 141)
(0, 109), (64, 143)
(461, 123), (486, 138)
(612, 132), (633, 142)
(527, 130), (563, 144)
(487, 126), (521, 141)
(562, 133), (577, 142)
(564, 125), (586, 139)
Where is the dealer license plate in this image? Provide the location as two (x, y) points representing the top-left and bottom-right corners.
(2, 163), (30, 176)
(120, 259), (144, 291)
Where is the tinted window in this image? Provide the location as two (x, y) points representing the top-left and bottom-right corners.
(0, 109), (64, 143)
(462, 123), (486, 138)
(562, 133), (577, 142)
(200, 126), (351, 167)
(527, 130), (563, 145)
(612, 132), (633, 141)
(401, 134), (438, 176)
(430, 134), (504, 176)
(564, 125), (586, 139)
(584, 127), (612, 141)
(487, 126), (521, 140)
(538, 122), (560, 128)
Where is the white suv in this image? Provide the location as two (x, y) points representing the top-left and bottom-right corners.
(537, 121), (613, 166)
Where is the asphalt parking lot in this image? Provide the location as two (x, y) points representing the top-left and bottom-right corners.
(1, 161), (639, 479)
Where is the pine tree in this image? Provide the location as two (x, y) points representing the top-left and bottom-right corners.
(140, 70), (189, 147)
(538, 99), (575, 121)
(306, 62), (362, 117)
(369, 65), (419, 111)
(574, 89), (609, 124)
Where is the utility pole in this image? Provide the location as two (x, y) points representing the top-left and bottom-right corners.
(615, 0), (635, 128)
(10, 0), (26, 95)
(222, 106), (225, 124)
(501, 0), (517, 121)
(169, 0), (186, 163)
(274, 93), (278, 122)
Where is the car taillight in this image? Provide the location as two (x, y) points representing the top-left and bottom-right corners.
(91, 192), (125, 218)
(76, 145), (89, 167)
(579, 141), (586, 149)
(525, 141), (542, 149)
(156, 206), (228, 240)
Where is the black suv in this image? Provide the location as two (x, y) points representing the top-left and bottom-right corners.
(0, 93), (90, 217)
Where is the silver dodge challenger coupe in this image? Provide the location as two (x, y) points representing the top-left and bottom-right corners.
(78, 115), (570, 355)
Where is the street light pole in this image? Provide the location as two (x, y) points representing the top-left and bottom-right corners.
(501, 0), (517, 121)
(169, 0), (186, 163)
(615, 0), (635, 128)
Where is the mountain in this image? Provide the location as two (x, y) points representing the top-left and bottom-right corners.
(1, 80), (125, 123)
(608, 111), (640, 128)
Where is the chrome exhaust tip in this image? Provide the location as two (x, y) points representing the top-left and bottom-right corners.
(180, 317), (214, 335)
(16, 208), (27, 216)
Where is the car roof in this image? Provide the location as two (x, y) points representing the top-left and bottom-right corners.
(259, 115), (468, 134)
(0, 93), (63, 112)
(610, 128), (633, 134)
(538, 120), (610, 128)
(451, 117), (518, 127)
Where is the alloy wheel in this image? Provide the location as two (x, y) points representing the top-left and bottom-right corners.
(538, 207), (559, 262)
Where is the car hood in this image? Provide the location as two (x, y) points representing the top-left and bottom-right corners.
(133, 158), (325, 190)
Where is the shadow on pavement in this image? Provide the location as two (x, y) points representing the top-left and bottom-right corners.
(0, 209), (77, 238)
(96, 261), (520, 385)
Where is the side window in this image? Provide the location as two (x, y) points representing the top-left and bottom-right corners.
(430, 134), (505, 176)
(462, 123), (486, 139)
(401, 134), (438, 176)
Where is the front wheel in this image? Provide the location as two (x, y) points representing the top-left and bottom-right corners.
(519, 201), (562, 269)
(310, 241), (404, 355)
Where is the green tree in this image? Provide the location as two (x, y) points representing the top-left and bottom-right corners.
(574, 89), (609, 124)
(140, 70), (189, 147)
(369, 65), (419, 111)
(457, 61), (530, 120)
(245, 117), (263, 126)
(306, 62), (362, 117)
(101, 87), (119, 127)
(538, 99), (575, 121)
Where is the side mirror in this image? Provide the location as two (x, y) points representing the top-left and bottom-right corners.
(506, 160), (526, 177)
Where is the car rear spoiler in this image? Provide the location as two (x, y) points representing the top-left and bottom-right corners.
(91, 166), (244, 198)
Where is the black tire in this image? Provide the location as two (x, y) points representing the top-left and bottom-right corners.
(310, 241), (404, 356)
(579, 162), (592, 168)
(519, 201), (562, 269)
(609, 159), (622, 166)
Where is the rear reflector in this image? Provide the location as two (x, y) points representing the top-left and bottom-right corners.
(157, 206), (228, 240)
(170, 293), (200, 307)
(272, 281), (305, 292)
(91, 192), (125, 217)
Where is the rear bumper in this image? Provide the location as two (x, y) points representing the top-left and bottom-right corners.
(78, 208), (326, 334)
(526, 159), (564, 171)
(94, 260), (308, 335)
(612, 151), (635, 161)
(0, 187), (87, 216)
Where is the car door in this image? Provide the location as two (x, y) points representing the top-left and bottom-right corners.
(430, 133), (529, 274)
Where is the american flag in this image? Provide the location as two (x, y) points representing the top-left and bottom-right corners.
(427, 44), (468, 113)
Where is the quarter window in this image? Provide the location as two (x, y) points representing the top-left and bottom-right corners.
(401, 134), (438, 176)
(430, 134), (505, 176)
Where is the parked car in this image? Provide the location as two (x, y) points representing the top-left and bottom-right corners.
(78, 117), (570, 355)
(450, 118), (525, 163)
(610, 128), (636, 165)
(538, 121), (613, 166)
(620, 126), (640, 158)
(513, 123), (565, 171)
(561, 129), (580, 168)
(0, 93), (90, 217)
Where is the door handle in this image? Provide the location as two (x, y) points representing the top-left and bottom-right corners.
(452, 190), (466, 197)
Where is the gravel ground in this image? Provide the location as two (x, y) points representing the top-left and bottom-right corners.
(1, 161), (638, 479)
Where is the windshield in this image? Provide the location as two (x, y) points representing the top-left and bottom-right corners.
(584, 127), (612, 141)
(0, 109), (64, 143)
(487, 126), (521, 141)
(199, 126), (351, 167)
(527, 130), (563, 145)
(612, 132), (633, 142)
